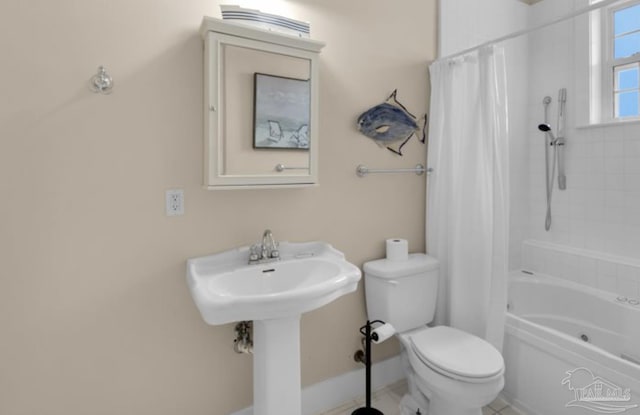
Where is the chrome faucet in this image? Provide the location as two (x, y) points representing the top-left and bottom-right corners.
(248, 229), (280, 264)
(262, 229), (278, 259)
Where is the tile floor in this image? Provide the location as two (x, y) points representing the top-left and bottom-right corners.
(316, 380), (526, 415)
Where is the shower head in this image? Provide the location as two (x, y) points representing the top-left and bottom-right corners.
(538, 123), (560, 144)
(543, 96), (552, 105)
(538, 123), (552, 132)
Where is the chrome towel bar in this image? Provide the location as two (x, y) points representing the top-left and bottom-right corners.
(356, 164), (432, 177)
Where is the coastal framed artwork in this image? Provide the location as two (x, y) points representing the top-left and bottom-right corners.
(253, 73), (310, 150)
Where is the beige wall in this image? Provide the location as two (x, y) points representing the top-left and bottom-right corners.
(0, 1), (437, 414)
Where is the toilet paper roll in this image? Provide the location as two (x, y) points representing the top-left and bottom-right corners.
(386, 238), (409, 261)
(371, 323), (395, 344)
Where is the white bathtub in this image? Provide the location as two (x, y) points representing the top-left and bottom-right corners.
(504, 270), (640, 415)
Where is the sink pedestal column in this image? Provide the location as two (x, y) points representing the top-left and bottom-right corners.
(253, 315), (301, 415)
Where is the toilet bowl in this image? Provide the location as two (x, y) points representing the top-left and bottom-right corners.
(400, 327), (504, 415)
(363, 254), (504, 415)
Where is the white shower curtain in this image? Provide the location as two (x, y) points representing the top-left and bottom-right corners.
(426, 45), (509, 351)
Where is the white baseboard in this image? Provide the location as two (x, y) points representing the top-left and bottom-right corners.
(230, 355), (404, 415)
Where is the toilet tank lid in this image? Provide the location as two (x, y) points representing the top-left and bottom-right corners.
(363, 254), (439, 279)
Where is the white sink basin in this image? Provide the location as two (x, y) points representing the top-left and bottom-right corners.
(186, 241), (361, 325)
(187, 241), (361, 415)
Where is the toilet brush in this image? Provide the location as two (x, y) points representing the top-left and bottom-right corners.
(352, 320), (392, 415)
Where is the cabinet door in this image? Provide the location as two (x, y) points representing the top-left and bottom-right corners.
(203, 23), (323, 189)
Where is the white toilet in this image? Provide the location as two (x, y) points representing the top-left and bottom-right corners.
(364, 254), (504, 415)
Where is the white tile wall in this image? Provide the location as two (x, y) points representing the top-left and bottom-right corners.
(528, 118), (640, 258)
(524, 0), (640, 262)
(440, 0), (640, 278)
(522, 240), (640, 298)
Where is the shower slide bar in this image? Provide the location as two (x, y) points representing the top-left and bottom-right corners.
(355, 164), (432, 177)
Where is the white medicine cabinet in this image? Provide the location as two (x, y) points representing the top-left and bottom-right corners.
(200, 17), (325, 189)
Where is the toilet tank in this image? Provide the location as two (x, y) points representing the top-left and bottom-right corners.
(363, 254), (439, 333)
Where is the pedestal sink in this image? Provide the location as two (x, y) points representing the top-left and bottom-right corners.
(186, 241), (361, 415)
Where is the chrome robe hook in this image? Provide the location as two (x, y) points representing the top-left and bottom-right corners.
(90, 66), (113, 94)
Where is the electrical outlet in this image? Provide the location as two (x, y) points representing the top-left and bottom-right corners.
(165, 189), (184, 216)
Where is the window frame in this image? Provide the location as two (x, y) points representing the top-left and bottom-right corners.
(599, 0), (640, 121)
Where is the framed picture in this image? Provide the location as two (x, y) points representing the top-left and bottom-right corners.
(253, 73), (310, 150)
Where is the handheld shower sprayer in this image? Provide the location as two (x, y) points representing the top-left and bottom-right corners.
(538, 88), (567, 231)
(538, 123), (551, 132)
(538, 123), (559, 145)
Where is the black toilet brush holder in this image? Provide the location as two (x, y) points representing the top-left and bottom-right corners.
(352, 320), (386, 415)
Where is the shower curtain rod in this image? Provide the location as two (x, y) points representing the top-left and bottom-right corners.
(437, 0), (621, 62)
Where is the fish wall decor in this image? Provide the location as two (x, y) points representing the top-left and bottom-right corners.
(356, 90), (427, 156)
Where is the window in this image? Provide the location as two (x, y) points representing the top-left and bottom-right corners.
(615, 63), (639, 117)
(602, 1), (640, 120)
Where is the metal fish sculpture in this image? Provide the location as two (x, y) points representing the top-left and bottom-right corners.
(357, 90), (427, 156)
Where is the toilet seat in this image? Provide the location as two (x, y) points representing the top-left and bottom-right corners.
(409, 326), (504, 383)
